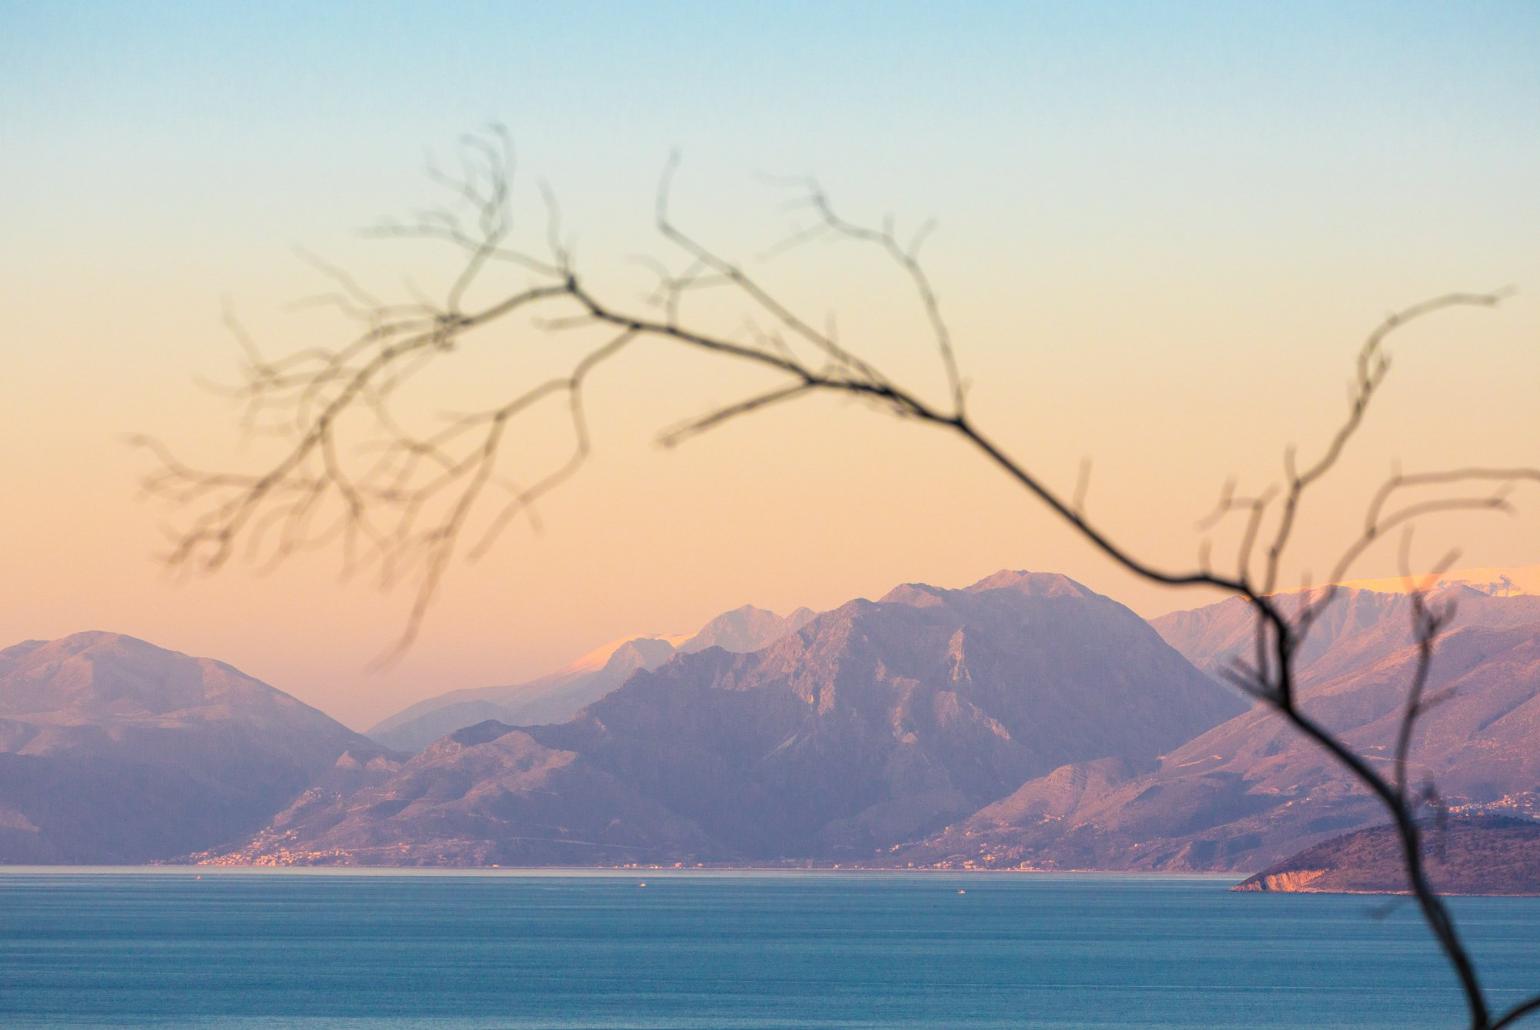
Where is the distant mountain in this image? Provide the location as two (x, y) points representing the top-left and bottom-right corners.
(205, 721), (714, 867)
(215, 571), (1245, 866)
(1151, 583), (1540, 682)
(679, 604), (818, 655)
(367, 637), (680, 753)
(1234, 815), (1540, 895)
(1339, 563), (1540, 600)
(368, 605), (817, 752)
(0, 632), (395, 863)
(899, 585), (1540, 872)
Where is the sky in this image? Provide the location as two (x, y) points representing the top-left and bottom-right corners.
(2, 1), (1538, 729)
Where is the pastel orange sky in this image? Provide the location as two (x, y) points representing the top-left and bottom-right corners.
(2, 3), (1537, 728)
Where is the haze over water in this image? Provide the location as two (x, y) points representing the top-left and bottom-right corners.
(3, 871), (1536, 1028)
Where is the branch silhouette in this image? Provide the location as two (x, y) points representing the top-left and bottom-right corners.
(139, 130), (1540, 1027)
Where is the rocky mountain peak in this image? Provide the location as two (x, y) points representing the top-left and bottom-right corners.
(964, 569), (1096, 600)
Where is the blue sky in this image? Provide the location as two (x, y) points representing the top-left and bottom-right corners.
(3, 2), (1536, 292)
(7, 2), (1538, 221)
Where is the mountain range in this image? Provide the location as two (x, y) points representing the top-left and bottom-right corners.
(3, 568), (1536, 881)
(210, 572), (1243, 865)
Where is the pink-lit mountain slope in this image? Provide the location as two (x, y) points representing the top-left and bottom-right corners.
(0, 632), (395, 863)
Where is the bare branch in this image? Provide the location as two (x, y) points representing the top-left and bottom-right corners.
(143, 132), (1539, 1027)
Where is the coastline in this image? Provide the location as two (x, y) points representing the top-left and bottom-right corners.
(0, 863), (1240, 882)
(6, 864), (1533, 895)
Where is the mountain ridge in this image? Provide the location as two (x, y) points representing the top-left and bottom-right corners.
(0, 631), (396, 863)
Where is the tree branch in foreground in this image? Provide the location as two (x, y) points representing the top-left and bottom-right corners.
(140, 130), (1539, 1028)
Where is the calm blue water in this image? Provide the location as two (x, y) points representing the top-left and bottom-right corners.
(1, 870), (1536, 1028)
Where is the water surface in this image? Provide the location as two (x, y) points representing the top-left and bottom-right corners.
(1, 869), (1536, 1028)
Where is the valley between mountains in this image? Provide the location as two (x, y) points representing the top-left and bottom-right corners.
(4, 568), (1537, 890)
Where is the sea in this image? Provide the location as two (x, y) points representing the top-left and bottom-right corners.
(1, 869), (1536, 1028)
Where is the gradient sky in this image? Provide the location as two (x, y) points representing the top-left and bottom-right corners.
(3, 2), (1538, 728)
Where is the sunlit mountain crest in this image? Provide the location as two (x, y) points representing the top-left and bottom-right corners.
(1338, 564), (1540, 598)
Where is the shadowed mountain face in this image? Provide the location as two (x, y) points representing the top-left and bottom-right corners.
(0, 632), (394, 863)
(207, 721), (716, 867)
(368, 606), (817, 752)
(219, 572), (1246, 865)
(1234, 816), (1540, 895)
(899, 587), (1540, 872)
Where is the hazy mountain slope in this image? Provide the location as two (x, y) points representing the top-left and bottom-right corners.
(1234, 816), (1540, 895)
(901, 586), (1540, 872)
(206, 720), (716, 867)
(368, 638), (678, 753)
(0, 632), (393, 863)
(678, 605), (817, 654)
(1151, 585), (1540, 681)
(369, 606), (816, 752)
(225, 571), (1245, 865)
